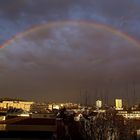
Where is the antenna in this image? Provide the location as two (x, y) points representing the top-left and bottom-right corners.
(132, 81), (136, 105)
(85, 88), (88, 106)
(80, 89), (82, 105)
(126, 83), (129, 107)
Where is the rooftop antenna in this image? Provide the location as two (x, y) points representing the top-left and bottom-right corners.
(132, 81), (136, 105)
(126, 83), (130, 107)
(109, 78), (113, 103)
(85, 88), (88, 106)
(105, 88), (109, 106)
(80, 88), (83, 105)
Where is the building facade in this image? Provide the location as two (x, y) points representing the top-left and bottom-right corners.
(0, 101), (34, 111)
(115, 99), (123, 110)
(96, 100), (102, 108)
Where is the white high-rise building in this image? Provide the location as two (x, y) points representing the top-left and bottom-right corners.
(115, 99), (123, 110)
(96, 100), (102, 108)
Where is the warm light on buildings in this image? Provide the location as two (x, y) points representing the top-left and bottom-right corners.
(53, 105), (60, 110)
(96, 100), (102, 108)
(115, 99), (123, 110)
(117, 111), (140, 119)
(48, 102), (79, 110)
(0, 101), (34, 111)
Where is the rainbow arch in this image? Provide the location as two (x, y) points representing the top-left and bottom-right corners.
(0, 20), (140, 49)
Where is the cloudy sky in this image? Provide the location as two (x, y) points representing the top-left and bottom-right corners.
(0, 0), (140, 104)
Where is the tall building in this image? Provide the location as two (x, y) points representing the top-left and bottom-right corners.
(115, 99), (123, 110)
(96, 100), (102, 108)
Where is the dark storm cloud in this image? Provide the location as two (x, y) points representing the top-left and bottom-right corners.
(0, 1), (140, 102)
(0, 0), (139, 19)
(0, 0), (28, 19)
(0, 0), (73, 19)
(1, 22), (140, 102)
(0, 0), (140, 45)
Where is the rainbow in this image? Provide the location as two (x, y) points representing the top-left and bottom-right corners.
(0, 20), (140, 49)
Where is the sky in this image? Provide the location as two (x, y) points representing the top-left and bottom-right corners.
(0, 0), (140, 104)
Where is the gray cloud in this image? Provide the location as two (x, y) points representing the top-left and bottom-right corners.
(0, 0), (140, 45)
(0, 1), (140, 103)
(1, 22), (140, 102)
